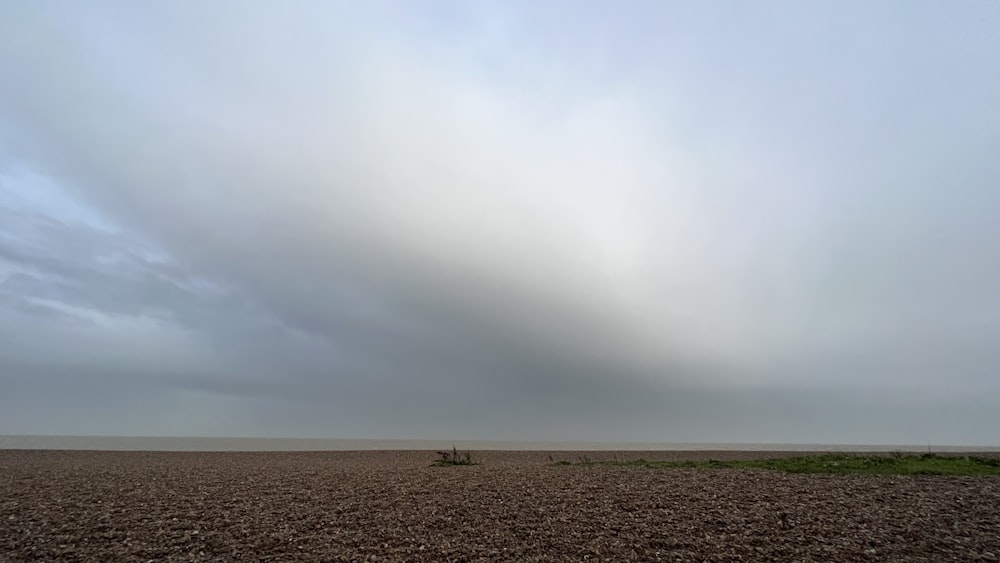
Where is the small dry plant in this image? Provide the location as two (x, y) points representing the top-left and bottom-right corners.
(433, 446), (478, 466)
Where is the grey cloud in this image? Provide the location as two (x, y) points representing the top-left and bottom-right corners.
(1, 2), (998, 444)
(0, 207), (239, 327)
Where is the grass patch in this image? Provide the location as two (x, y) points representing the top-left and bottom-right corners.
(432, 446), (479, 466)
(555, 453), (1000, 476)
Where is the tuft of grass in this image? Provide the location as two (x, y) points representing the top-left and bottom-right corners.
(432, 446), (479, 466)
(555, 453), (1000, 476)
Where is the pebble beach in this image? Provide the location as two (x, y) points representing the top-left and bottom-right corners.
(3, 449), (999, 562)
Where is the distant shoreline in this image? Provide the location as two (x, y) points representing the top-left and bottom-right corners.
(2, 435), (997, 452)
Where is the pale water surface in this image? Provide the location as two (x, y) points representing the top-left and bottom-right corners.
(2, 436), (996, 452)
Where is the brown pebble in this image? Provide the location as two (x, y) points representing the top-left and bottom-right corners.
(2, 449), (999, 561)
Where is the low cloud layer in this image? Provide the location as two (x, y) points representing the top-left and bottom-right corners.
(1, 2), (998, 444)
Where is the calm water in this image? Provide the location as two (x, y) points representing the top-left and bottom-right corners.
(2, 435), (996, 452)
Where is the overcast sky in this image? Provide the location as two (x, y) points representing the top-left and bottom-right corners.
(1, 1), (998, 445)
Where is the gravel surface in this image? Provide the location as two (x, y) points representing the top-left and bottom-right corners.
(2, 450), (999, 562)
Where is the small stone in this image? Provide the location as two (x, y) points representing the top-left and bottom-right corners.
(982, 552), (997, 561)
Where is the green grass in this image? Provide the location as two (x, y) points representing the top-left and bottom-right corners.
(556, 453), (1000, 476)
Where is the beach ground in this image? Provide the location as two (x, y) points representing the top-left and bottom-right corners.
(2, 449), (998, 562)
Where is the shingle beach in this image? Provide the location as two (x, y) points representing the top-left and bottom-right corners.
(2, 450), (998, 562)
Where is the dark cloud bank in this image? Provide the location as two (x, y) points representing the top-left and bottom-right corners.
(1, 2), (998, 445)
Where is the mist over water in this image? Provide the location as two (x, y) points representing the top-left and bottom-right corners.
(2, 436), (996, 453)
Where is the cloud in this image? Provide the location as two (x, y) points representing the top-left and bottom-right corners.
(1, 2), (998, 443)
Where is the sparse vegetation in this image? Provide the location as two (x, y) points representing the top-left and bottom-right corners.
(432, 446), (478, 466)
(554, 453), (1000, 476)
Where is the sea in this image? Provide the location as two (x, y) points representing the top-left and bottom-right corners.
(1, 435), (996, 452)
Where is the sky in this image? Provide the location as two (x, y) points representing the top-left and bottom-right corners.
(1, 1), (998, 445)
